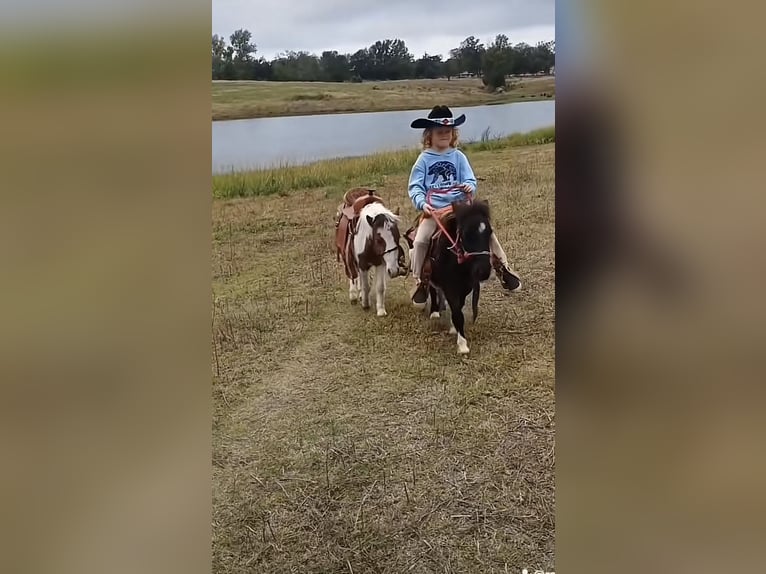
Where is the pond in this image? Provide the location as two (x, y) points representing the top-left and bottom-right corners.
(212, 100), (555, 174)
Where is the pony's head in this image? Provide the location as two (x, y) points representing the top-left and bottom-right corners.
(452, 200), (493, 281)
(365, 211), (403, 278)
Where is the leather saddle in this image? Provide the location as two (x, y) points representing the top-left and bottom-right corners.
(334, 187), (384, 280)
(403, 206), (458, 285)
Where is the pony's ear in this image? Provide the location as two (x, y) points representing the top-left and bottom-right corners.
(366, 215), (374, 227)
(393, 206), (400, 216)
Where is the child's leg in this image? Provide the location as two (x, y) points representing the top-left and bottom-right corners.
(489, 232), (510, 266)
(411, 217), (437, 304)
(489, 231), (522, 291)
(411, 218), (437, 280)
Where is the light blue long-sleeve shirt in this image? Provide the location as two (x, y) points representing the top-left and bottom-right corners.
(407, 148), (477, 211)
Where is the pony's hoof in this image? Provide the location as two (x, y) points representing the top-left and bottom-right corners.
(361, 303), (370, 310)
(448, 326), (457, 335)
(376, 309), (387, 317)
(457, 333), (470, 354)
(412, 301), (426, 310)
(429, 312), (440, 320)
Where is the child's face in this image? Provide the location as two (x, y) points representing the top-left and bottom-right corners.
(431, 127), (453, 150)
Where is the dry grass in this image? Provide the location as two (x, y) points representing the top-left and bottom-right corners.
(212, 76), (556, 121)
(212, 143), (555, 572)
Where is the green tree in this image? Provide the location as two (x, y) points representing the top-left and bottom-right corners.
(229, 29), (256, 62)
(414, 53), (443, 79)
(510, 42), (533, 75)
(531, 40), (555, 74)
(319, 51), (351, 82)
(271, 51), (322, 81)
(481, 34), (513, 90)
(451, 36), (485, 76)
(211, 34), (228, 79)
(220, 45), (236, 80)
(212, 34), (226, 58)
(228, 29), (256, 80)
(366, 38), (414, 79)
(250, 58), (273, 80)
(349, 48), (371, 80)
(444, 57), (459, 80)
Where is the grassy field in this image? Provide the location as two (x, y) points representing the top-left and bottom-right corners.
(212, 139), (555, 572)
(213, 126), (554, 199)
(212, 76), (555, 121)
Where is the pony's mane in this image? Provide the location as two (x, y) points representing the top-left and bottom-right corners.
(362, 202), (397, 220)
(456, 200), (491, 221)
(444, 200), (490, 235)
(356, 202), (399, 241)
(433, 201), (492, 255)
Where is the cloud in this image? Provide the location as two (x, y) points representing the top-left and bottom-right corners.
(213, 0), (554, 59)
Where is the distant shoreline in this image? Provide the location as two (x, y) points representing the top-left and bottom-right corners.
(212, 76), (555, 121)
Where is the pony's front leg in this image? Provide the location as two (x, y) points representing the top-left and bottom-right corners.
(359, 269), (371, 310)
(446, 293), (470, 354)
(374, 265), (387, 316)
(349, 277), (360, 303)
(429, 286), (441, 319)
(447, 296), (457, 334)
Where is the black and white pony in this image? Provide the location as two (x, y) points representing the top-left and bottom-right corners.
(409, 200), (494, 354)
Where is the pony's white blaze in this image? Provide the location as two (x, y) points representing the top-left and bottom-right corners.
(478, 222), (486, 233)
(354, 203), (400, 278)
(380, 220), (400, 275)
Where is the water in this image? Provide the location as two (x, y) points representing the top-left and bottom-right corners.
(212, 100), (554, 174)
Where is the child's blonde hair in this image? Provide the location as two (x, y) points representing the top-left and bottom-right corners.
(422, 127), (460, 150)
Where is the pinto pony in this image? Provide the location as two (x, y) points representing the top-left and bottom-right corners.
(334, 188), (406, 316)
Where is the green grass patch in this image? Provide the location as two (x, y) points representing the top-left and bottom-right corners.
(212, 126), (554, 199)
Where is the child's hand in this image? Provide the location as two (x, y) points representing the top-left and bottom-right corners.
(422, 204), (434, 215)
(459, 183), (474, 194)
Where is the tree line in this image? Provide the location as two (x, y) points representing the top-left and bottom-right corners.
(212, 30), (554, 89)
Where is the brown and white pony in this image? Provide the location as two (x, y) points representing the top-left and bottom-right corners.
(350, 203), (404, 315)
(335, 189), (405, 316)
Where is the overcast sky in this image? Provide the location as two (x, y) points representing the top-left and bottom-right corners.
(212, 0), (554, 60)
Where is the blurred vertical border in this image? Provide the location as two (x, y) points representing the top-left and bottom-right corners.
(556, 1), (765, 573)
(0, 2), (211, 573)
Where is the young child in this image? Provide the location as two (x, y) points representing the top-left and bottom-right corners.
(407, 105), (521, 305)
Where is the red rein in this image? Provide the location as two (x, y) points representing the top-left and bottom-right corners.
(425, 185), (472, 264)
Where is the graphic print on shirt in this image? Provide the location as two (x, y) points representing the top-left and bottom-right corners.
(427, 161), (458, 188)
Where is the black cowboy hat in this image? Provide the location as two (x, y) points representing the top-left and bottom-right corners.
(410, 105), (466, 129)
